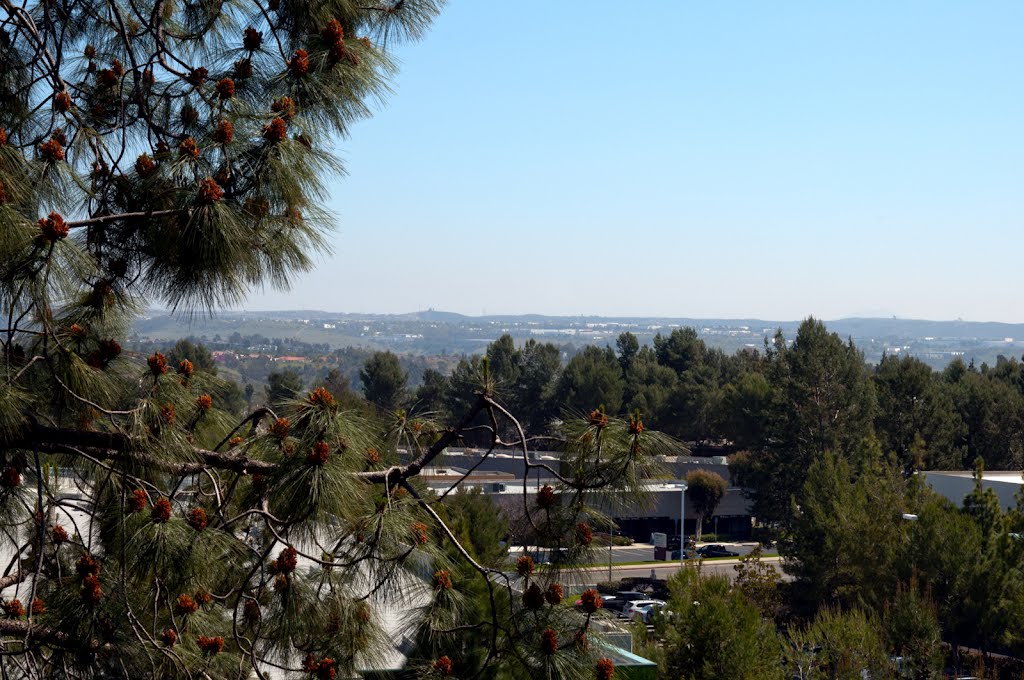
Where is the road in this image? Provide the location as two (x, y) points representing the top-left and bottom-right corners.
(503, 550), (785, 589)
(511, 541), (774, 566)
(508, 542), (782, 583)
(586, 556), (784, 582)
(591, 541), (776, 565)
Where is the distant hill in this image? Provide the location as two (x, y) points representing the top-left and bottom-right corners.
(131, 310), (1024, 370)
(824, 317), (1024, 341)
(136, 309), (1024, 341)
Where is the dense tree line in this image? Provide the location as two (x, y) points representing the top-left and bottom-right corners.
(192, 320), (1024, 673)
(629, 452), (1024, 678)
(334, 319), (1022, 487)
(223, 317), (1023, 528)
(232, 318), (1022, 485)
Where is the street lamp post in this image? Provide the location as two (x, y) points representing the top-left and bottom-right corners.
(678, 482), (688, 570)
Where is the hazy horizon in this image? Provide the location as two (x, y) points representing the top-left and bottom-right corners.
(158, 306), (1024, 326)
(239, 2), (1024, 323)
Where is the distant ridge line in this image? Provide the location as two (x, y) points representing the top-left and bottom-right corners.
(137, 309), (1024, 340)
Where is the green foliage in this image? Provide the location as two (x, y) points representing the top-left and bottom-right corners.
(685, 469), (726, 541)
(737, 318), (877, 526)
(415, 368), (450, 415)
(873, 353), (962, 472)
(512, 339), (562, 433)
(946, 363), (1024, 470)
(962, 457), (1003, 541)
(903, 492), (983, 648)
(360, 350), (408, 413)
(783, 447), (906, 612)
(719, 370), (773, 449)
(653, 328), (705, 376)
(732, 546), (783, 619)
(785, 607), (892, 680)
(660, 567), (785, 680)
(555, 345), (625, 416)
(167, 339), (217, 374)
(883, 580), (944, 680)
(620, 346), (678, 432)
(265, 368), (304, 407)
(321, 366), (366, 411)
(439, 487), (509, 567)
(615, 332), (640, 373)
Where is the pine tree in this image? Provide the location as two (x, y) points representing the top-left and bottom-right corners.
(0, 2), (675, 676)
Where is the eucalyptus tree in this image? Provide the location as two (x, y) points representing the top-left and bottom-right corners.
(0, 1), (675, 677)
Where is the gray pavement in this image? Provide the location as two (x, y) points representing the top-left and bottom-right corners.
(583, 541), (777, 566)
(588, 555), (784, 582)
(507, 541), (781, 583)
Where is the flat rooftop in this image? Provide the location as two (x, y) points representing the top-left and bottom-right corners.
(925, 470), (1024, 483)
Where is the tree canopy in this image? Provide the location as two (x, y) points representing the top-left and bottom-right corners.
(0, 1), (681, 677)
(684, 469), (726, 541)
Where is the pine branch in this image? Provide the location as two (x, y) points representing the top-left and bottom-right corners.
(65, 210), (189, 229)
(0, 570), (25, 590)
(19, 396), (486, 482)
(0, 619), (115, 652)
(353, 393), (486, 484)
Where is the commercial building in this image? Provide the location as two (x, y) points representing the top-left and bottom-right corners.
(921, 470), (1024, 511)
(419, 448), (753, 540)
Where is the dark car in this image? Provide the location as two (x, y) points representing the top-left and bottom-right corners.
(603, 591), (646, 614)
(669, 548), (698, 560)
(697, 545), (739, 558)
(666, 536), (695, 551)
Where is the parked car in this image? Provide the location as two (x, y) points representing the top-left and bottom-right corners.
(697, 545), (739, 558)
(667, 536), (695, 551)
(623, 599), (666, 624)
(604, 591), (646, 614)
(669, 548), (698, 560)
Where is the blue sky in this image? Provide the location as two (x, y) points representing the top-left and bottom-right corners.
(243, 1), (1024, 322)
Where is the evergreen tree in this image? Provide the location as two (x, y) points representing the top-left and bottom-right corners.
(554, 345), (625, 416)
(620, 347), (677, 432)
(265, 367), (304, 407)
(884, 580), (944, 679)
(872, 353), (962, 472)
(785, 607), (891, 680)
(167, 339), (218, 375)
(783, 446), (906, 612)
(732, 546), (783, 620)
(414, 367), (450, 416)
(719, 370), (773, 449)
(0, 2), (671, 677)
(359, 350), (408, 413)
(736, 318), (877, 526)
(511, 339), (562, 434)
(661, 568), (785, 680)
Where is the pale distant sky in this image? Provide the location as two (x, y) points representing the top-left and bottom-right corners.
(241, 1), (1024, 322)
